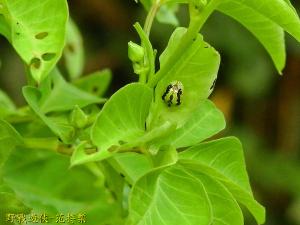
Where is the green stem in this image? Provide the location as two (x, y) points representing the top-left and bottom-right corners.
(148, 0), (220, 88)
(134, 23), (155, 83)
(144, 0), (161, 37)
(23, 137), (75, 156)
(23, 138), (59, 151)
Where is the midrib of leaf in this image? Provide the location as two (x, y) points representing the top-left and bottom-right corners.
(179, 168), (213, 225)
(179, 160), (264, 223)
(160, 35), (204, 82)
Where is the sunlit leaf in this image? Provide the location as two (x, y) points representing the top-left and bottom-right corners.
(22, 86), (75, 143)
(179, 137), (265, 224)
(71, 83), (152, 166)
(217, 1), (286, 73)
(150, 100), (225, 148)
(0, 0), (68, 82)
(39, 70), (104, 114)
(127, 163), (243, 225)
(149, 27), (220, 128)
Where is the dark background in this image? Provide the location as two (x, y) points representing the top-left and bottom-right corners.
(0, 1), (299, 224)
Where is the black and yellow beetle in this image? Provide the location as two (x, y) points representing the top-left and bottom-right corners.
(162, 81), (184, 107)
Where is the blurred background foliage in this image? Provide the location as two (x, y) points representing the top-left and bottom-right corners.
(0, 1), (299, 224)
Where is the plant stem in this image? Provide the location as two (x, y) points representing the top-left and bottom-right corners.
(148, 0), (220, 88)
(23, 138), (59, 151)
(144, 0), (161, 37)
(23, 137), (75, 156)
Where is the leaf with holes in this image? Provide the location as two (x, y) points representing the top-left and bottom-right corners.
(148, 27), (220, 129)
(0, 0), (68, 82)
(127, 163), (243, 225)
(179, 137), (265, 224)
(71, 83), (152, 166)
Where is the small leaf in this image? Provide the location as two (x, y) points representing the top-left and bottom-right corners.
(0, 0), (68, 82)
(70, 105), (88, 129)
(179, 137), (265, 224)
(22, 86), (75, 143)
(39, 69), (105, 114)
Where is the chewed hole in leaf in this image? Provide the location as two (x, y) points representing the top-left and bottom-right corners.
(118, 140), (126, 145)
(30, 57), (41, 69)
(84, 147), (98, 155)
(92, 86), (99, 93)
(42, 53), (56, 61)
(66, 44), (75, 53)
(35, 32), (49, 40)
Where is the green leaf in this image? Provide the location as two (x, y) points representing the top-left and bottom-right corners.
(0, 89), (16, 119)
(217, 1), (286, 73)
(64, 18), (84, 80)
(0, 14), (10, 38)
(150, 100), (225, 148)
(0, 179), (31, 225)
(127, 164), (243, 225)
(0, 0), (68, 82)
(222, 0), (300, 43)
(156, 4), (179, 26)
(73, 69), (112, 97)
(0, 120), (23, 169)
(38, 70), (105, 114)
(71, 83), (152, 166)
(137, 0), (179, 26)
(108, 152), (152, 184)
(3, 147), (124, 225)
(179, 137), (265, 224)
(22, 86), (75, 143)
(149, 27), (220, 128)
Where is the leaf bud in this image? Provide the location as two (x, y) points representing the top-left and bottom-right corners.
(70, 105), (88, 129)
(128, 41), (145, 62)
